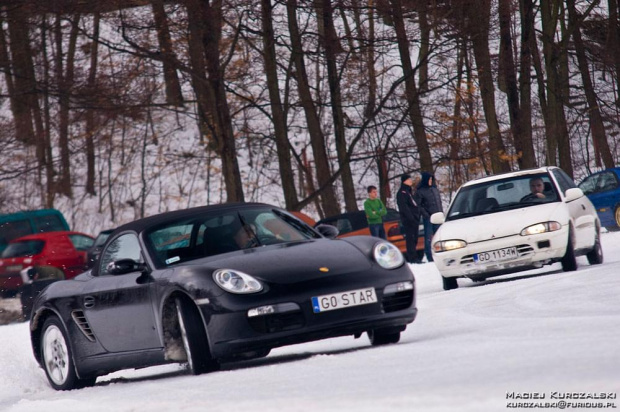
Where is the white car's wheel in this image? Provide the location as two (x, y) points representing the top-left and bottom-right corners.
(561, 229), (577, 272)
(442, 276), (458, 291)
(586, 228), (603, 265)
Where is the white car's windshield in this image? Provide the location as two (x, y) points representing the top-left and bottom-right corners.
(446, 174), (560, 221)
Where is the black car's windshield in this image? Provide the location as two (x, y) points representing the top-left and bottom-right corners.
(446, 173), (560, 221)
(145, 208), (320, 267)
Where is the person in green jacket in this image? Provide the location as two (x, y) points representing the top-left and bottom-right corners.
(364, 185), (387, 239)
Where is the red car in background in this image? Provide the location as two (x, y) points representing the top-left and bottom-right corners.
(0, 231), (94, 296)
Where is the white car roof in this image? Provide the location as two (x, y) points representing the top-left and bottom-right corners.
(461, 166), (556, 187)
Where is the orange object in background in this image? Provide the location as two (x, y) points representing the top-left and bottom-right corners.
(315, 209), (425, 261)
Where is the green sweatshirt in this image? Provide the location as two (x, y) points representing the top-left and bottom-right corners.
(364, 198), (387, 225)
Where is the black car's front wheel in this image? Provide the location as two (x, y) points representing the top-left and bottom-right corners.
(176, 298), (219, 375)
(368, 329), (401, 346)
(40, 316), (96, 390)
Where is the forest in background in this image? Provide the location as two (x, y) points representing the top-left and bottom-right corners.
(0, 0), (619, 233)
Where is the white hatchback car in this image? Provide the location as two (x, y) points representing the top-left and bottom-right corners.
(430, 167), (603, 290)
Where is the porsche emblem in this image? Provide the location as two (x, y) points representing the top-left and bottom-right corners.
(319, 267), (329, 273)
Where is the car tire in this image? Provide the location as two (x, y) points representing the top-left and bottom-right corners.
(442, 276), (458, 291)
(608, 206), (620, 231)
(176, 298), (219, 375)
(586, 228), (604, 265)
(561, 229), (578, 272)
(368, 329), (401, 346)
(40, 316), (96, 390)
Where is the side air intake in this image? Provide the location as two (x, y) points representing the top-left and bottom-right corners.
(71, 310), (95, 342)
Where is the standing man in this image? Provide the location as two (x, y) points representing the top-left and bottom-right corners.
(364, 185), (387, 239)
(396, 174), (422, 264)
(417, 172), (443, 262)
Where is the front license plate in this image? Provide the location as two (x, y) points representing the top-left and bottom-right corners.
(6, 265), (23, 272)
(312, 287), (377, 313)
(474, 247), (518, 264)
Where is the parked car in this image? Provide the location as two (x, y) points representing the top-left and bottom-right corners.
(86, 229), (115, 268)
(430, 167), (602, 290)
(315, 209), (425, 261)
(0, 231), (94, 297)
(29, 203), (417, 390)
(0, 209), (69, 255)
(577, 167), (620, 232)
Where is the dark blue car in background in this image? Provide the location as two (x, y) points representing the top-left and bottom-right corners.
(578, 167), (620, 231)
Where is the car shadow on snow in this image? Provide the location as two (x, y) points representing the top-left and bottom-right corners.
(462, 266), (566, 289)
(97, 343), (380, 386)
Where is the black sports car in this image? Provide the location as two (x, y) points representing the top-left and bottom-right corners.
(29, 203), (417, 390)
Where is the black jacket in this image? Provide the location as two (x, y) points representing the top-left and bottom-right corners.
(396, 184), (421, 227)
(416, 172), (443, 219)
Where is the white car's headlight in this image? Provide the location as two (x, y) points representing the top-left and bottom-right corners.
(520, 221), (561, 236)
(433, 239), (467, 253)
(213, 269), (263, 294)
(373, 242), (404, 269)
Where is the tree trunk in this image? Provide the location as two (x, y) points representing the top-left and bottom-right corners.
(518, 0), (536, 168)
(152, 0), (184, 106)
(85, 13), (100, 195)
(499, 0), (535, 169)
(567, 0), (614, 168)
(606, 0), (620, 106)
(417, 0), (429, 93)
(540, 0), (573, 176)
(260, 0), (298, 209)
(466, 0), (510, 174)
(55, 14), (80, 198)
(389, 0), (433, 173)
(287, 0), (340, 217)
(319, 0), (358, 212)
(185, 0), (244, 203)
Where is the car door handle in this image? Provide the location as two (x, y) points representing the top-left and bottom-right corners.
(84, 296), (96, 308)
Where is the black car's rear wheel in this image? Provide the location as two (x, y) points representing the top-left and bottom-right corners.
(176, 298), (219, 375)
(586, 227), (604, 265)
(368, 329), (401, 346)
(561, 229), (578, 272)
(40, 316), (95, 390)
(442, 276), (458, 291)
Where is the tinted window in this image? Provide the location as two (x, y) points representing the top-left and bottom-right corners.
(145, 208), (319, 268)
(1, 240), (45, 258)
(34, 215), (66, 232)
(551, 169), (577, 195)
(99, 234), (143, 275)
(69, 235), (94, 251)
(579, 174), (599, 195)
(0, 220), (33, 246)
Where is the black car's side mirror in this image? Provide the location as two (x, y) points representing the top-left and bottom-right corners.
(315, 224), (339, 239)
(107, 259), (148, 275)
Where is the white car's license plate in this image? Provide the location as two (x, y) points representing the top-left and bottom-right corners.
(474, 247), (518, 264)
(312, 287), (377, 313)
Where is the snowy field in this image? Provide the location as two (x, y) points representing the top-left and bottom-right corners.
(1, 232), (619, 412)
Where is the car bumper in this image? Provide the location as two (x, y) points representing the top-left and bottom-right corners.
(432, 228), (568, 279)
(198, 267), (417, 359)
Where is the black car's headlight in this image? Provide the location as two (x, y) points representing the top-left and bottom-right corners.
(213, 269), (263, 294)
(433, 239), (467, 253)
(373, 242), (405, 269)
(520, 221), (561, 236)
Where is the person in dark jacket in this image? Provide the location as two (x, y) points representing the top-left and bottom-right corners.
(396, 174), (422, 264)
(417, 171), (443, 262)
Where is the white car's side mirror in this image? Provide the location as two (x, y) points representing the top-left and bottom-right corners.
(430, 212), (445, 225)
(564, 188), (584, 202)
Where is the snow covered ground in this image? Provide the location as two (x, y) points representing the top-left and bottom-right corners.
(1, 232), (619, 412)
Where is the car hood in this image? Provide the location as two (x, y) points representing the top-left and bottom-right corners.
(436, 202), (567, 243)
(182, 239), (373, 284)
